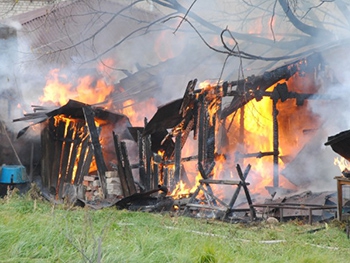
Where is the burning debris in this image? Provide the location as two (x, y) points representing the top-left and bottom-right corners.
(4, 46), (343, 224)
(13, 100), (132, 202)
(253, 191), (337, 225)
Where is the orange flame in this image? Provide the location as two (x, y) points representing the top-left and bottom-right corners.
(40, 66), (114, 106)
(334, 157), (349, 172)
(120, 98), (157, 126)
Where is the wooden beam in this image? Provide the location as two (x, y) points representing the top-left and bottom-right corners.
(83, 106), (107, 199)
(113, 132), (130, 197)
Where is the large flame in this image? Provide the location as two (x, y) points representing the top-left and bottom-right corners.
(120, 98), (157, 126)
(40, 54), (321, 200)
(171, 72), (320, 199)
(40, 63), (115, 107)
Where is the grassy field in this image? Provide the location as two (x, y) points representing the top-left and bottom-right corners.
(1, 191), (350, 263)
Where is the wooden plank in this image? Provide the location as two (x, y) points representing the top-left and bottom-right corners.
(113, 132), (130, 197)
(137, 130), (147, 190)
(51, 118), (65, 199)
(228, 164), (251, 209)
(144, 118), (152, 191)
(236, 164), (256, 219)
(58, 120), (75, 199)
(77, 144), (93, 184)
(121, 141), (136, 195)
(83, 106), (107, 199)
(66, 120), (85, 184)
(186, 203), (228, 212)
(173, 132), (181, 188)
(199, 179), (246, 185)
(40, 122), (51, 191)
(74, 130), (90, 184)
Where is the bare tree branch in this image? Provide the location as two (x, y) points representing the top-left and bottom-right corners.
(270, 0), (278, 42)
(173, 0), (198, 34)
(278, 0), (335, 38)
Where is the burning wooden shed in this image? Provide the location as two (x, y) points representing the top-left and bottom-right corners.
(4, 0), (349, 223)
(15, 99), (133, 201)
(126, 49), (340, 222)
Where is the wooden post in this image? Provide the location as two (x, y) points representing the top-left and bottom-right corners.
(40, 121), (51, 191)
(83, 106), (108, 199)
(137, 130), (147, 190)
(236, 164), (256, 219)
(144, 118), (152, 191)
(272, 98), (279, 188)
(113, 132), (130, 197)
(121, 141), (136, 195)
(228, 164), (251, 209)
(50, 119), (65, 198)
(174, 132), (181, 188)
(58, 120), (75, 199)
(74, 132), (92, 184)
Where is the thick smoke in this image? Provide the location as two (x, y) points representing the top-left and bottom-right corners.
(1, 0), (349, 194)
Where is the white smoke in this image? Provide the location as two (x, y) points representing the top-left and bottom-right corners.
(1, 0), (349, 195)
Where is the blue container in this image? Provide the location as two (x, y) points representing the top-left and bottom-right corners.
(0, 165), (28, 184)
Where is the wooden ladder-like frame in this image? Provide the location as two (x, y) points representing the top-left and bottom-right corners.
(183, 164), (256, 221)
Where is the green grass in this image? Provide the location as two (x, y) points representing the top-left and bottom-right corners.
(1, 191), (350, 263)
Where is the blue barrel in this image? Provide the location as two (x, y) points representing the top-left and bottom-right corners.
(0, 165), (28, 184)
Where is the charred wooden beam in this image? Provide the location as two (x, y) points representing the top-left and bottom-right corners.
(228, 164), (251, 209)
(66, 121), (85, 184)
(179, 79), (197, 117)
(197, 94), (205, 169)
(173, 132), (181, 187)
(164, 155), (198, 165)
(272, 98), (279, 188)
(137, 130), (147, 190)
(144, 118), (152, 191)
(153, 154), (160, 188)
(50, 119), (65, 198)
(220, 53), (323, 119)
(77, 144), (93, 185)
(115, 185), (168, 210)
(236, 164), (256, 219)
(40, 121), (52, 193)
(74, 132), (92, 184)
(83, 106), (107, 199)
(263, 87), (335, 104)
(163, 165), (168, 190)
(113, 132), (130, 197)
(206, 114), (215, 169)
(235, 151), (275, 161)
(58, 120), (76, 199)
(121, 141), (137, 195)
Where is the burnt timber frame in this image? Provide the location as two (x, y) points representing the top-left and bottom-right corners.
(41, 115), (94, 200)
(221, 53), (329, 189)
(35, 100), (130, 201)
(183, 164), (256, 220)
